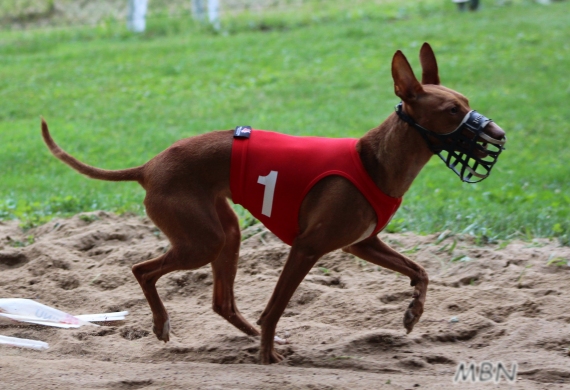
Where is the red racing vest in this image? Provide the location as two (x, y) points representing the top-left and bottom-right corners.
(230, 129), (402, 246)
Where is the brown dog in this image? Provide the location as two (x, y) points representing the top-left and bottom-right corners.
(41, 43), (505, 364)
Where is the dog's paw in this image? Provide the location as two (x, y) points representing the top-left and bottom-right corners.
(403, 299), (423, 334)
(153, 317), (171, 342)
(260, 349), (285, 365)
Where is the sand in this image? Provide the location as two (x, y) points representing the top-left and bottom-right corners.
(1, 211), (569, 389)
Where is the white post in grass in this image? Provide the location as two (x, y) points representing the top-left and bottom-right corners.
(192, 0), (206, 21)
(127, 0), (148, 32)
(208, 0), (221, 31)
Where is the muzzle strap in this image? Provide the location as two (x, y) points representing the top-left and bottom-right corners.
(395, 102), (506, 183)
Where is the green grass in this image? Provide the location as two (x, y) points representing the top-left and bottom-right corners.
(1, 1), (569, 243)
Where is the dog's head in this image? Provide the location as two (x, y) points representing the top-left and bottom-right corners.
(391, 43), (506, 183)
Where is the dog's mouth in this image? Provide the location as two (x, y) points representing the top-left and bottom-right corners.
(430, 111), (507, 182)
(395, 103), (507, 183)
(457, 123), (506, 159)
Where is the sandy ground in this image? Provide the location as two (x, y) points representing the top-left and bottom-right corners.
(1, 211), (569, 389)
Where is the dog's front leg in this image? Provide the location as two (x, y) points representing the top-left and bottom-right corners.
(343, 236), (429, 333)
(257, 242), (323, 364)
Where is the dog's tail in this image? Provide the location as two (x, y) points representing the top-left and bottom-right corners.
(41, 118), (144, 183)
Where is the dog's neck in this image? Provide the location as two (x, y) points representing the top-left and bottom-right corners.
(357, 113), (433, 198)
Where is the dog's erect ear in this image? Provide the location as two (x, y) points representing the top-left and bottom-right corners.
(392, 50), (424, 101)
(419, 42), (440, 85)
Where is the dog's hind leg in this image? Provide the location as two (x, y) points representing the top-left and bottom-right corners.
(210, 197), (260, 337)
(343, 236), (429, 334)
(132, 195), (226, 342)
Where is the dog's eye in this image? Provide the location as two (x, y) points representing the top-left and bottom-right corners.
(450, 107), (458, 115)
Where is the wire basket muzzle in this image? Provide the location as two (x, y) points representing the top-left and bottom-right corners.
(430, 111), (506, 183)
(395, 103), (506, 183)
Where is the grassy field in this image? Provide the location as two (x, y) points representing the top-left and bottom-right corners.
(0, 1), (569, 243)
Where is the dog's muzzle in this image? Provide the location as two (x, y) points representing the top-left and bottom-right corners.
(395, 102), (506, 183)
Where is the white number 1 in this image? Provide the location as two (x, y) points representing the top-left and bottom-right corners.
(257, 171), (278, 217)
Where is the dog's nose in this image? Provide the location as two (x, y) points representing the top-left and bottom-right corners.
(485, 122), (506, 141)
